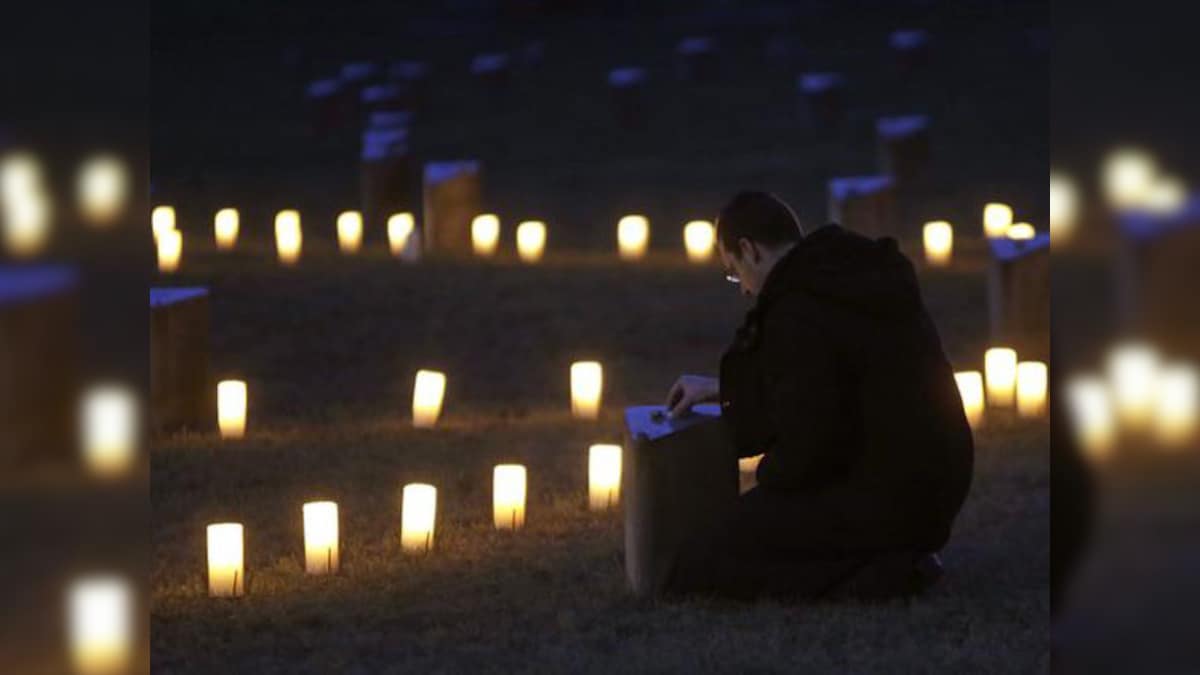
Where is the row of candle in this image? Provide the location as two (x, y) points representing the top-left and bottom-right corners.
(922, 206), (1042, 268)
(953, 348), (1048, 429)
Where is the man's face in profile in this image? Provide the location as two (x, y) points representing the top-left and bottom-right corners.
(718, 239), (759, 299)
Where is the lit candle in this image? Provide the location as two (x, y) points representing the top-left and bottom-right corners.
(492, 464), (527, 530)
(156, 228), (182, 273)
(302, 501), (339, 574)
(472, 214), (501, 257)
(275, 209), (302, 265)
(412, 369), (446, 428)
(588, 444), (622, 511)
(922, 220), (953, 267)
(985, 348), (1018, 408)
(1006, 223), (1036, 240)
(982, 203), (1012, 239)
(1156, 363), (1199, 446)
(570, 361), (603, 420)
(214, 208), (239, 250)
(617, 215), (650, 261)
(738, 454), (764, 474)
(1108, 342), (1160, 431)
(3, 188), (52, 258)
(217, 380), (247, 440)
(207, 523), (245, 597)
(68, 576), (133, 675)
(683, 220), (715, 262)
(1049, 173), (1077, 244)
(1145, 176), (1187, 215)
(954, 371), (985, 429)
(80, 385), (138, 478)
(337, 210), (364, 254)
(400, 483), (437, 554)
(77, 155), (128, 226)
(1016, 361), (1048, 418)
(1067, 376), (1117, 460)
(1103, 148), (1156, 209)
(388, 212), (416, 258)
(516, 220), (546, 263)
(151, 205), (176, 241)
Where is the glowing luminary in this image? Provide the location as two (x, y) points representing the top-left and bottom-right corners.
(985, 348), (1018, 408)
(400, 483), (437, 554)
(683, 220), (716, 262)
(1049, 173), (1078, 244)
(1, 153), (51, 257)
(516, 220), (547, 263)
(156, 228), (182, 273)
(588, 444), (622, 511)
(151, 205), (176, 241)
(922, 221), (953, 267)
(472, 214), (501, 257)
(214, 208), (239, 250)
(1156, 363), (1199, 446)
(1108, 342), (1160, 430)
(68, 576), (133, 675)
(388, 213), (416, 258)
(303, 501), (340, 575)
(217, 380), (247, 440)
(1016, 361), (1049, 418)
(80, 385), (138, 478)
(1006, 223), (1036, 240)
(275, 209), (302, 265)
(412, 370), (446, 428)
(1146, 176), (1187, 215)
(337, 210), (364, 254)
(77, 155), (129, 226)
(617, 215), (650, 261)
(1067, 376), (1117, 460)
(570, 361), (604, 420)
(492, 464), (527, 530)
(1103, 148), (1156, 209)
(982, 203), (1012, 239)
(738, 454), (764, 474)
(954, 371), (986, 429)
(207, 523), (245, 597)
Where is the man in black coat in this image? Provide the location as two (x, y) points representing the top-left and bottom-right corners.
(663, 191), (974, 600)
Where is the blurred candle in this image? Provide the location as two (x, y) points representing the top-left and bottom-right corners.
(1108, 342), (1160, 430)
(77, 155), (128, 226)
(982, 203), (1012, 239)
(214, 208), (239, 250)
(400, 483), (437, 554)
(516, 220), (546, 263)
(1006, 223), (1036, 240)
(412, 369), (446, 428)
(3, 189), (52, 257)
(337, 210), (364, 254)
(156, 228), (182, 273)
(1049, 173), (1078, 244)
(303, 501), (339, 575)
(207, 523), (245, 597)
(1016, 361), (1048, 418)
(217, 380), (247, 440)
(1103, 148), (1156, 209)
(1067, 376), (1117, 460)
(275, 209), (302, 265)
(683, 220), (715, 262)
(954, 371), (985, 429)
(151, 205), (176, 241)
(589, 444), (622, 511)
(922, 220), (953, 266)
(492, 464), (527, 530)
(985, 348), (1018, 408)
(80, 385), (138, 478)
(388, 212), (417, 259)
(1145, 175), (1187, 215)
(1156, 363), (1199, 446)
(570, 361), (603, 420)
(617, 215), (650, 261)
(472, 214), (500, 257)
(68, 576), (133, 675)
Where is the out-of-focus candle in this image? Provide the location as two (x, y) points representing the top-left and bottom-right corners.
(683, 220), (715, 262)
(472, 214), (501, 257)
(985, 348), (1018, 408)
(68, 576), (133, 675)
(156, 228), (182, 273)
(337, 210), (363, 254)
(412, 370), (446, 428)
(151, 205), (176, 241)
(1108, 342), (1160, 430)
(1103, 148), (1156, 209)
(400, 483), (437, 554)
(80, 385), (138, 478)
(954, 371), (985, 429)
(492, 464), (527, 530)
(1016, 361), (1048, 418)
(207, 523), (245, 597)
(275, 209), (302, 265)
(303, 501), (339, 575)
(77, 155), (128, 226)
(1006, 223), (1036, 240)
(1067, 376), (1117, 460)
(588, 444), (622, 511)
(1145, 176), (1187, 215)
(516, 220), (546, 263)
(1, 154), (52, 257)
(217, 380), (247, 440)
(570, 361), (603, 420)
(617, 215), (650, 261)
(388, 212), (416, 258)
(1049, 173), (1078, 244)
(1156, 363), (1199, 446)
(214, 208), (239, 250)
(922, 220), (953, 266)
(983, 203), (1012, 239)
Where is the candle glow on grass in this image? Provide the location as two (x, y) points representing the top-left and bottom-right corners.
(337, 210), (364, 254)
(401, 483), (437, 554)
(472, 214), (501, 257)
(275, 209), (302, 265)
(388, 212), (416, 258)
(588, 444), (622, 511)
(214, 208), (239, 250)
(922, 220), (953, 267)
(982, 203), (1012, 239)
(493, 464), (527, 530)
(570, 361), (603, 420)
(80, 384), (138, 478)
(1016, 361), (1048, 418)
(207, 523), (245, 597)
(516, 220), (547, 263)
(303, 501), (340, 575)
(683, 220), (716, 262)
(156, 228), (182, 273)
(617, 215), (650, 261)
(412, 370), (446, 428)
(985, 348), (1018, 408)
(217, 380), (248, 440)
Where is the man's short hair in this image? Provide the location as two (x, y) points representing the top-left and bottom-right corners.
(716, 191), (804, 255)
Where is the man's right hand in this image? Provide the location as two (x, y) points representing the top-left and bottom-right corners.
(664, 375), (720, 418)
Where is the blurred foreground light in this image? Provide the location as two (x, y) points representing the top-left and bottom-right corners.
(1144, 175), (1187, 215)
(1, 152), (43, 203)
(412, 369), (446, 428)
(1067, 375), (1117, 461)
(683, 220), (715, 262)
(1049, 173), (1078, 243)
(401, 483), (437, 554)
(80, 385), (138, 478)
(1155, 363), (1199, 447)
(985, 348), (1018, 408)
(155, 228), (182, 273)
(570, 361), (604, 420)
(1108, 342), (1160, 431)
(274, 209), (302, 265)
(3, 187), (52, 257)
(471, 214), (500, 257)
(207, 523), (245, 597)
(217, 380), (247, 440)
(303, 501), (340, 575)
(77, 155), (129, 226)
(516, 220), (547, 263)
(589, 444), (622, 511)
(151, 205), (175, 241)
(922, 220), (953, 267)
(1103, 147), (1157, 210)
(954, 371), (985, 429)
(617, 215), (650, 261)
(493, 464), (527, 531)
(1006, 223), (1036, 240)
(1016, 361), (1048, 418)
(336, 210), (363, 254)
(214, 208), (239, 250)
(68, 576), (133, 675)
(738, 453), (764, 474)
(388, 212), (415, 258)
(983, 203), (1013, 239)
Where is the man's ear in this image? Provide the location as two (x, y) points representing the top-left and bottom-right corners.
(738, 237), (758, 263)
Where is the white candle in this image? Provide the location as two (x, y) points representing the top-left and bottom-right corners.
(156, 228), (182, 274)
(214, 208), (239, 250)
(77, 155), (128, 226)
(1156, 363), (1199, 446)
(1067, 376), (1117, 460)
(3, 187), (51, 258)
(492, 464), (527, 530)
(922, 220), (953, 267)
(68, 576), (133, 675)
(472, 214), (501, 257)
(412, 370), (446, 428)
(1049, 173), (1077, 244)
(954, 370), (985, 429)
(388, 212), (416, 258)
(275, 209), (302, 265)
(985, 348), (1018, 408)
(516, 220), (546, 263)
(80, 385), (138, 478)
(982, 202), (1012, 239)
(1108, 342), (1160, 430)
(589, 444), (622, 511)
(1016, 361), (1048, 418)
(400, 483), (437, 554)
(303, 501), (339, 575)
(207, 523), (245, 597)
(151, 205), (176, 241)
(617, 215), (649, 261)
(570, 361), (603, 420)
(683, 220), (715, 262)
(1006, 223), (1036, 240)
(217, 380), (247, 440)
(1103, 148), (1156, 209)
(337, 210), (364, 254)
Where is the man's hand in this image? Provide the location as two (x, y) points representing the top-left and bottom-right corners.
(664, 375), (720, 418)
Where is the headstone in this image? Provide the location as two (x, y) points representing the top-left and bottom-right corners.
(676, 37), (717, 82)
(340, 61), (381, 88)
(877, 115), (931, 187)
(798, 72), (846, 128)
(889, 29), (930, 74)
(150, 287), (211, 434)
(608, 67), (648, 130)
(305, 78), (348, 136)
(422, 161), (483, 257)
(388, 60), (430, 107)
(360, 83), (412, 121)
(361, 114), (416, 240)
(988, 235), (1051, 360)
(470, 53), (511, 97)
(1117, 204), (1200, 358)
(828, 176), (897, 239)
(623, 405), (737, 599)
